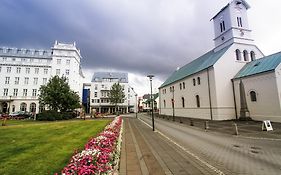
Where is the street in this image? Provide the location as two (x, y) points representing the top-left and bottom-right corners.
(132, 114), (281, 175)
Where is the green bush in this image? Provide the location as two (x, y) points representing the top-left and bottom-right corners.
(61, 111), (76, 120)
(37, 111), (62, 121)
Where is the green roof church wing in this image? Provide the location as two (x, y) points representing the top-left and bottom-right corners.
(234, 51), (281, 79)
(160, 46), (230, 88)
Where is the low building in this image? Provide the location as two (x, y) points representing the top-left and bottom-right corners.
(86, 72), (137, 114)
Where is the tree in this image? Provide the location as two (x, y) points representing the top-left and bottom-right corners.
(38, 75), (80, 112)
(108, 83), (125, 113)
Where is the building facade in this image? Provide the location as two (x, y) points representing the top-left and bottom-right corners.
(0, 41), (84, 114)
(87, 72), (137, 114)
(159, 0), (281, 122)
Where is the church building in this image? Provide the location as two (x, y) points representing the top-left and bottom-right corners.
(159, 0), (281, 122)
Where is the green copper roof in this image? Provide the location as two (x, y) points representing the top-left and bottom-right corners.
(234, 51), (281, 79)
(160, 46), (230, 88)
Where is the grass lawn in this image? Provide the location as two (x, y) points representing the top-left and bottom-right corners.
(0, 119), (111, 175)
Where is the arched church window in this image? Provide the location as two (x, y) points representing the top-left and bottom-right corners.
(196, 95), (200, 108)
(243, 50), (248, 61)
(183, 82), (185, 89)
(197, 77), (201, 85)
(250, 91), (257, 102)
(30, 103), (36, 113)
(164, 100), (166, 108)
(236, 49), (241, 60)
(182, 97), (185, 108)
(250, 51), (255, 61)
(179, 83), (182, 90)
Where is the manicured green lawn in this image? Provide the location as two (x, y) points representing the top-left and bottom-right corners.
(0, 119), (111, 175)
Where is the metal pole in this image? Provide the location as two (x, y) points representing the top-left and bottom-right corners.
(135, 94), (138, 118)
(172, 88), (175, 121)
(147, 75), (155, 131)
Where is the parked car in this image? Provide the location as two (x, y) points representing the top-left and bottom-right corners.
(9, 111), (31, 119)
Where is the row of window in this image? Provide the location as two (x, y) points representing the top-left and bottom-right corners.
(162, 77), (201, 94)
(57, 59), (71, 65)
(1, 57), (52, 63)
(219, 16), (243, 33)
(236, 49), (255, 61)
(162, 91), (257, 109)
(3, 88), (38, 97)
(163, 95), (201, 108)
(8, 102), (37, 113)
(91, 99), (110, 103)
(0, 66), (48, 74)
(4, 77), (48, 85)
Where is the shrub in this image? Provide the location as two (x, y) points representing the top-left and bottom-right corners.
(37, 110), (62, 121)
(61, 111), (76, 120)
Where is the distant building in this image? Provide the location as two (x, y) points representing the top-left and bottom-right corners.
(141, 93), (159, 112)
(0, 41), (84, 114)
(159, 0), (281, 122)
(85, 72), (137, 114)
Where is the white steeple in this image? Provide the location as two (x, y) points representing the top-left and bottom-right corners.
(212, 0), (254, 51)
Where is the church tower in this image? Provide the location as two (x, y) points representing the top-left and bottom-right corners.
(212, 0), (254, 51)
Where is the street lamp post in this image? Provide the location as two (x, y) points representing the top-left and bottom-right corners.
(135, 94), (138, 118)
(172, 87), (175, 121)
(147, 75), (155, 131)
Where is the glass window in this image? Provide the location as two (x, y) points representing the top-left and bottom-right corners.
(57, 59), (61, 64)
(43, 78), (47, 85)
(16, 67), (21, 73)
(3, 88), (8, 96)
(182, 97), (185, 108)
(183, 82), (185, 89)
(66, 59), (70, 65)
(197, 77), (201, 85)
(66, 69), (70, 75)
(23, 89), (28, 96)
(32, 89), (37, 96)
(26, 68), (30, 74)
(237, 17), (242, 27)
(20, 103), (27, 111)
(44, 68), (48, 74)
(7, 67), (11, 73)
(30, 103), (36, 113)
(94, 92), (97, 97)
(250, 51), (255, 61)
(193, 78), (196, 86)
(196, 95), (200, 108)
(243, 50), (248, 61)
(56, 69), (60, 75)
(24, 77), (29, 85)
(15, 77), (20, 84)
(180, 83), (182, 90)
(250, 91), (257, 102)
(33, 78), (38, 85)
(5, 77), (10, 84)
(13, 89), (18, 96)
(236, 49), (241, 61)
(164, 100), (166, 108)
(35, 68), (39, 74)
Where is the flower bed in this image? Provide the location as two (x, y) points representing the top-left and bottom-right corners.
(57, 117), (123, 175)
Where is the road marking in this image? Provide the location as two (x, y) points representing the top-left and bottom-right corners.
(139, 117), (225, 175)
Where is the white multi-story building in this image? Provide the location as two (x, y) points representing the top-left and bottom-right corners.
(0, 41), (84, 114)
(87, 72), (137, 114)
(159, 0), (281, 122)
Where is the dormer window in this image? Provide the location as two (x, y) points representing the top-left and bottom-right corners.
(220, 21), (226, 32)
(237, 17), (243, 27)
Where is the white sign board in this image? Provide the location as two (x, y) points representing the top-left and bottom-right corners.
(262, 120), (273, 131)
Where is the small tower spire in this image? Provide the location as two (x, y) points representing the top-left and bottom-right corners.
(211, 0), (254, 52)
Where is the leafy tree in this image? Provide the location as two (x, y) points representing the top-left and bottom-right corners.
(108, 83), (125, 113)
(39, 75), (80, 112)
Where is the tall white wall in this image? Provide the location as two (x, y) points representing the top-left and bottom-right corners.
(233, 71), (281, 122)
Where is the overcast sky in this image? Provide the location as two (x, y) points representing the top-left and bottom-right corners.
(1, 0), (281, 96)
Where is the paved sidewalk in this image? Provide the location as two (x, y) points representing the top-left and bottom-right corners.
(119, 117), (217, 175)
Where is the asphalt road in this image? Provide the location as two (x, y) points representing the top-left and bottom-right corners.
(138, 114), (281, 175)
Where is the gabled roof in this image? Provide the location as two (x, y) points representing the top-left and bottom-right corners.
(160, 46), (230, 88)
(234, 51), (281, 79)
(143, 93), (159, 104)
(91, 72), (128, 83)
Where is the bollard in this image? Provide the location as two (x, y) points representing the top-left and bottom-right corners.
(190, 119), (194, 126)
(205, 121), (209, 131)
(233, 123), (239, 135)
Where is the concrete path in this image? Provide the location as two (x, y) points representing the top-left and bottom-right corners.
(119, 116), (218, 175)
